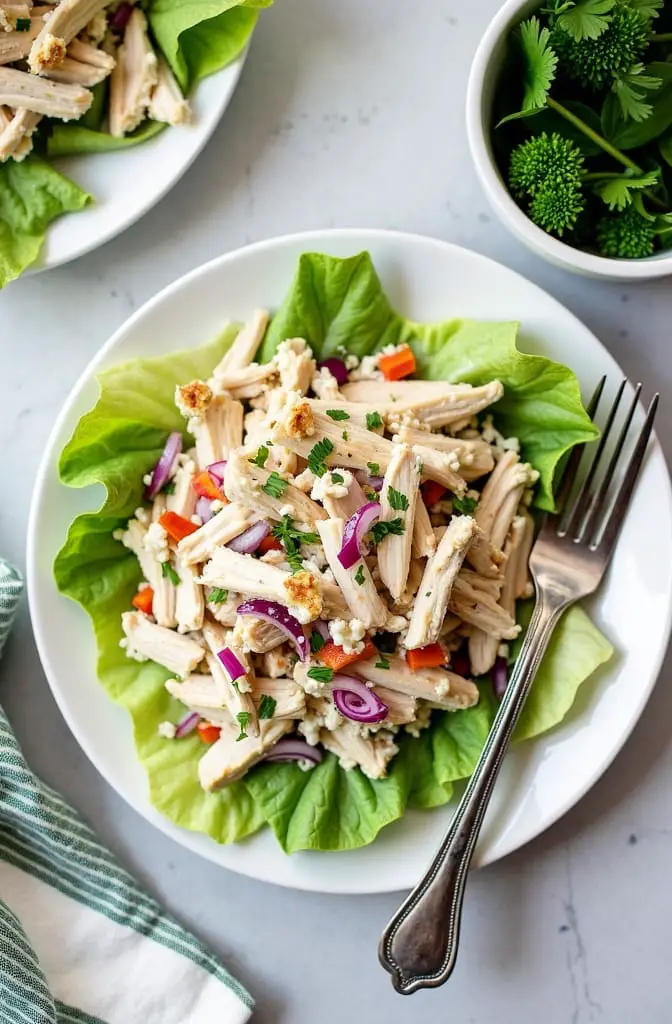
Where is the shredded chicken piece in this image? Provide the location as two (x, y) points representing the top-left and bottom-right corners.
(148, 55), (190, 126)
(167, 673), (305, 721)
(175, 553), (204, 634)
(177, 503), (259, 565)
(449, 575), (520, 640)
(198, 718), (292, 790)
(395, 426), (495, 482)
(317, 518), (387, 630)
(321, 473), (367, 521)
(211, 310), (270, 377)
(235, 614), (285, 654)
(67, 37), (115, 69)
(211, 362), (279, 401)
(0, 66), (91, 118)
(406, 515), (478, 649)
(29, 0), (109, 73)
(202, 620), (258, 738)
(377, 444), (420, 601)
(46, 55), (110, 85)
(308, 399), (385, 433)
(118, 518), (176, 628)
(121, 612), (203, 677)
(342, 379), (504, 431)
(0, 106), (40, 161)
(166, 453), (197, 521)
(108, 8), (157, 138)
(190, 393), (244, 469)
(0, 5), (32, 33)
(275, 337), (316, 395)
(412, 493), (436, 559)
(0, 12), (43, 65)
(224, 449), (327, 526)
(200, 546), (325, 623)
(413, 444), (467, 496)
(319, 724), (398, 779)
(467, 451), (533, 577)
(356, 655), (479, 710)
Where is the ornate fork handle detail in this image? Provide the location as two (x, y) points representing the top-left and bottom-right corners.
(378, 585), (570, 994)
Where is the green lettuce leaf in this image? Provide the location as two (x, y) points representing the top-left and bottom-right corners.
(48, 121), (165, 159)
(54, 250), (613, 854)
(148, 0), (271, 89)
(260, 251), (599, 511)
(0, 156), (90, 288)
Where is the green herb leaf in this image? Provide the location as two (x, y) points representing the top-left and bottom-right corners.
(519, 16), (558, 112)
(271, 515), (320, 575)
(250, 445), (269, 468)
(591, 167), (660, 210)
(307, 666), (334, 684)
(367, 462), (380, 476)
(235, 711), (251, 742)
(556, 0), (615, 42)
(612, 65), (662, 123)
(262, 472), (289, 499)
(366, 411), (383, 430)
(330, 472), (344, 484)
(161, 480), (176, 495)
(258, 694), (277, 720)
(310, 630), (326, 653)
(354, 564), (365, 586)
(161, 561), (179, 585)
(326, 409), (350, 421)
(371, 518), (405, 544)
(15, 17), (31, 30)
(375, 655), (390, 670)
(602, 63), (672, 147)
(342, 430), (349, 441)
(387, 486), (409, 511)
(628, 0), (663, 17)
(452, 494), (478, 516)
(209, 587), (229, 604)
(307, 438), (334, 477)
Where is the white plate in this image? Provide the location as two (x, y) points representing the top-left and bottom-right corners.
(33, 53), (246, 273)
(27, 229), (672, 894)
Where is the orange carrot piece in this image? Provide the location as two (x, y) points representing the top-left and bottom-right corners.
(197, 722), (221, 744)
(406, 643), (446, 671)
(258, 534), (283, 553)
(379, 344), (416, 381)
(131, 587), (154, 614)
(192, 470), (227, 502)
(318, 639), (378, 672)
(421, 479), (446, 508)
(159, 510), (199, 543)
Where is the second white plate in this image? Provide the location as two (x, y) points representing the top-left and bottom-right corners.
(27, 229), (672, 893)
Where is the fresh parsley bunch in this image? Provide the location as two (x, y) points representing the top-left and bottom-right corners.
(493, 0), (672, 258)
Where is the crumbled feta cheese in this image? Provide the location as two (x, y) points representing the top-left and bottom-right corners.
(384, 612), (408, 634)
(158, 721), (177, 739)
(434, 677), (450, 698)
(135, 506), (151, 525)
(190, 515), (203, 526)
(329, 618), (366, 655)
(298, 712), (322, 746)
(405, 702), (433, 738)
(142, 474), (152, 487)
(292, 468), (316, 492)
(349, 354), (383, 381)
(498, 643), (509, 660)
(298, 758), (317, 772)
(344, 353), (359, 370)
(211, 499), (225, 513)
(175, 380), (212, 422)
(288, 603), (313, 625)
(119, 638), (148, 663)
(143, 522), (170, 563)
(323, 702), (342, 732)
(310, 367), (341, 400)
(280, 504), (295, 517)
(113, 529), (124, 542)
(481, 415), (520, 454)
(311, 469), (353, 502)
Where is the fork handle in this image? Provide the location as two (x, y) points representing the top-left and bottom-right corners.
(379, 587), (568, 994)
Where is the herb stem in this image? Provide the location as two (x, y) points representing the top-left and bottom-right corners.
(650, 33), (672, 42)
(547, 98), (640, 171)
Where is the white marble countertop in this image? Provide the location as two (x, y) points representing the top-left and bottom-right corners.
(1, 1), (671, 1020)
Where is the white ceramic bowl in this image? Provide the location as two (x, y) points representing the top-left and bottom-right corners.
(465, 0), (672, 281)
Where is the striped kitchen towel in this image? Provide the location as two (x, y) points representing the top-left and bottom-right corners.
(0, 559), (253, 1024)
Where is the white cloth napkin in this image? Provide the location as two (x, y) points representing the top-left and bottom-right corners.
(0, 558), (253, 1024)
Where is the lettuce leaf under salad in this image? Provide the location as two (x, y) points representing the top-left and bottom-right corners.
(0, 0), (270, 288)
(53, 250), (614, 854)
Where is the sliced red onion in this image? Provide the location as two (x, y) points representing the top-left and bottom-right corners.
(111, 2), (133, 30)
(227, 520), (271, 554)
(492, 656), (508, 699)
(312, 619), (331, 642)
(263, 737), (323, 766)
(237, 599), (309, 661)
(175, 711), (201, 738)
(450, 649), (470, 678)
(207, 460), (227, 485)
(145, 431), (182, 499)
(354, 469), (384, 493)
(217, 647), (246, 682)
(338, 501), (380, 569)
(318, 357), (349, 386)
(195, 496), (214, 523)
(331, 673), (388, 723)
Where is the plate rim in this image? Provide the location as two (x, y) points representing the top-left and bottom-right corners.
(26, 227), (672, 893)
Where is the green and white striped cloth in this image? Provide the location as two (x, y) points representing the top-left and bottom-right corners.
(0, 559), (253, 1024)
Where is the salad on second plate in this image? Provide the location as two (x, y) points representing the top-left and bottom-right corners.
(114, 311), (540, 792)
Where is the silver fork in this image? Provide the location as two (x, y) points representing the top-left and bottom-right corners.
(379, 378), (659, 995)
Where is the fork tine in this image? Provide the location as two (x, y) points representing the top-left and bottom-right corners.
(561, 378), (626, 539)
(593, 393), (658, 556)
(579, 382), (642, 543)
(553, 377), (606, 520)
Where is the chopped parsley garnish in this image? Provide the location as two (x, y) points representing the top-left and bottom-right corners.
(367, 462), (380, 476)
(453, 494), (478, 516)
(366, 411), (383, 430)
(161, 561), (179, 585)
(342, 430), (349, 441)
(235, 712), (251, 742)
(262, 471), (289, 499)
(209, 587), (229, 604)
(161, 480), (176, 495)
(354, 564), (365, 586)
(330, 472), (344, 484)
(15, 17), (31, 30)
(388, 486), (409, 511)
(258, 695), (277, 720)
(417, 462), (424, 475)
(307, 666), (334, 684)
(310, 630), (325, 653)
(375, 655), (390, 670)
(250, 445), (269, 468)
(371, 518), (405, 544)
(307, 437), (334, 477)
(326, 409), (350, 421)
(271, 515), (319, 575)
